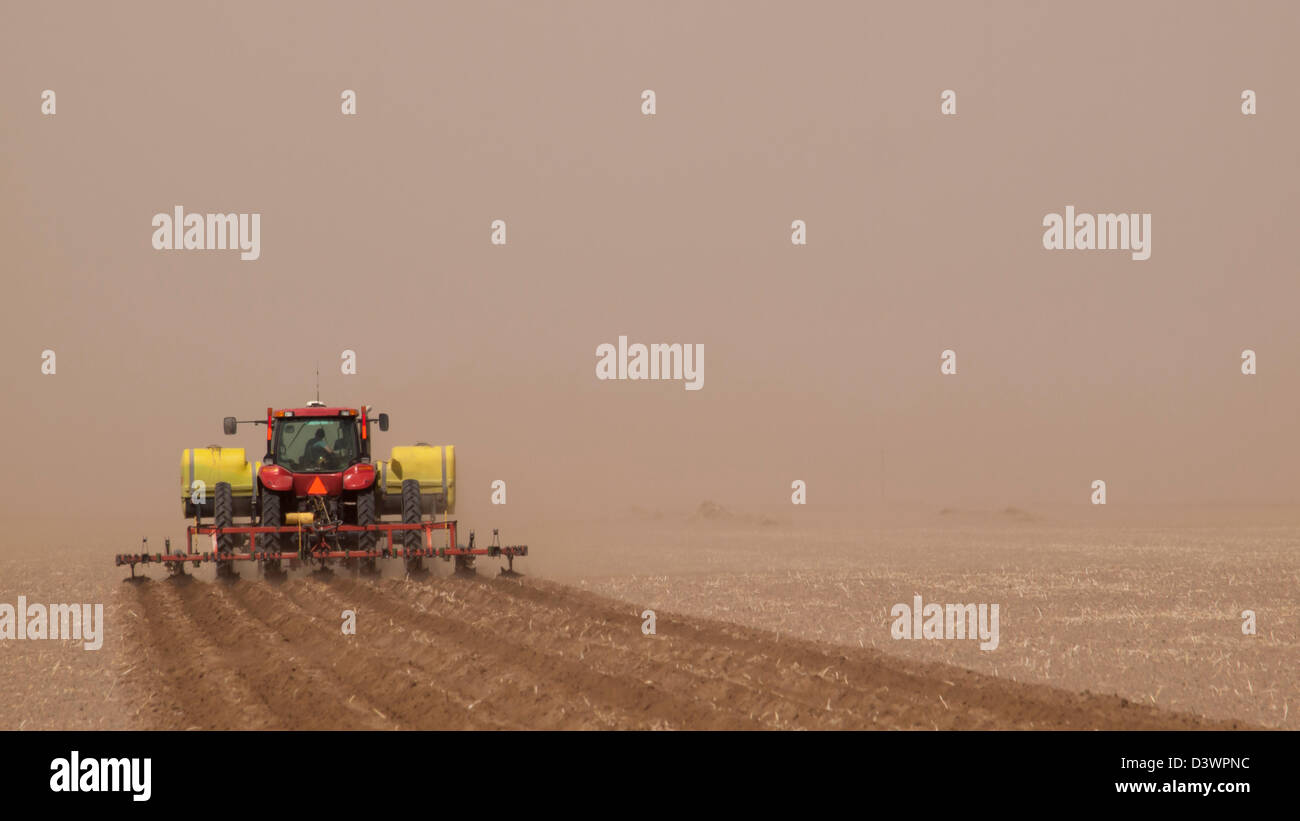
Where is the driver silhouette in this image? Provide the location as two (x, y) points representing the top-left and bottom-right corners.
(304, 428), (333, 463)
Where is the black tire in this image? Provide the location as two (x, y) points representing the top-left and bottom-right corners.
(214, 482), (234, 550)
(401, 479), (423, 572)
(214, 482), (235, 577)
(356, 490), (377, 572)
(260, 487), (283, 574)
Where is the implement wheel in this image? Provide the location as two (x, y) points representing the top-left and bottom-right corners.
(214, 482), (236, 578)
(402, 479), (424, 573)
(356, 490), (377, 573)
(260, 487), (284, 575)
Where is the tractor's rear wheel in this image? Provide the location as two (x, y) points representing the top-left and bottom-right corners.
(260, 488), (284, 575)
(402, 479), (424, 573)
(356, 490), (377, 573)
(214, 482), (236, 578)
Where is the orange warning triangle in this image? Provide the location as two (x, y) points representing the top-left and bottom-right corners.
(307, 477), (327, 495)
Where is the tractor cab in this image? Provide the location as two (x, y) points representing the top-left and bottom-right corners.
(274, 412), (360, 473)
(222, 405), (389, 503)
(257, 406), (384, 500)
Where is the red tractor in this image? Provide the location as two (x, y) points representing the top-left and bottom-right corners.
(115, 401), (524, 578)
(183, 401), (456, 575)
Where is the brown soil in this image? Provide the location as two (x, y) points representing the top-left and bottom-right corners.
(117, 571), (1246, 730)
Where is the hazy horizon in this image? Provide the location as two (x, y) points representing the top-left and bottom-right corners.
(3, 1), (1298, 553)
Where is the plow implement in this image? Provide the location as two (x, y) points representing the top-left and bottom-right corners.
(117, 518), (527, 578)
(131, 399), (529, 579)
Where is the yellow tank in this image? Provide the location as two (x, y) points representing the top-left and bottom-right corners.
(181, 446), (258, 516)
(379, 445), (455, 515)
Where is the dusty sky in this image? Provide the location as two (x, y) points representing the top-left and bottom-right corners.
(2, 1), (1298, 548)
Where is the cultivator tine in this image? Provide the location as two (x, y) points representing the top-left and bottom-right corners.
(121, 522), (526, 577)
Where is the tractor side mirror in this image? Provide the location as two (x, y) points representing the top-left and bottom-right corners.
(223, 417), (237, 435)
(378, 413), (389, 432)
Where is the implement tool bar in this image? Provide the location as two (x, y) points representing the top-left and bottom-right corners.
(115, 519), (526, 568)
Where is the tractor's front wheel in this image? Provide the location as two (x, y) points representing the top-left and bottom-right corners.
(260, 488), (284, 575)
(402, 479), (424, 574)
(214, 482), (236, 579)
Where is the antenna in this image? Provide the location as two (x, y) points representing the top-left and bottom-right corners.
(315, 362), (320, 404)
